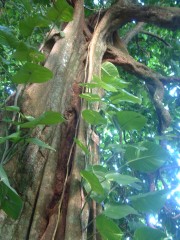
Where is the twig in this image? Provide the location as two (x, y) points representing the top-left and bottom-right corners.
(123, 22), (146, 45)
(172, 213), (180, 219)
(140, 30), (172, 47)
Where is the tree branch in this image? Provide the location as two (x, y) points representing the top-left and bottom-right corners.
(123, 22), (146, 45)
(140, 30), (172, 47)
(105, 45), (172, 132)
(159, 76), (180, 84)
(107, 1), (180, 33)
(172, 213), (180, 220)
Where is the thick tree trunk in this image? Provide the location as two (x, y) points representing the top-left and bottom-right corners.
(0, 1), (105, 240)
(1, 2), (81, 240)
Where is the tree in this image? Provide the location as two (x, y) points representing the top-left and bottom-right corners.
(0, 0), (180, 239)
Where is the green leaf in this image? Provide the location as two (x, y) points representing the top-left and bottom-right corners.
(134, 227), (166, 240)
(110, 89), (142, 104)
(103, 204), (138, 219)
(0, 132), (21, 144)
(101, 62), (119, 80)
(0, 165), (11, 187)
(26, 138), (56, 151)
(80, 170), (104, 195)
(96, 215), (123, 240)
(101, 62), (129, 89)
(54, 0), (74, 22)
(93, 165), (108, 177)
(46, 7), (60, 22)
(105, 172), (141, 186)
(83, 181), (107, 203)
(82, 109), (106, 126)
(89, 165), (110, 201)
(12, 63), (53, 84)
(129, 189), (170, 213)
(79, 93), (101, 102)
(20, 111), (65, 128)
(115, 111), (147, 131)
(4, 106), (20, 112)
(93, 75), (118, 92)
(89, 166), (110, 203)
(13, 42), (45, 62)
(47, 0), (73, 22)
(74, 138), (90, 155)
(0, 181), (23, 220)
(0, 25), (19, 48)
(125, 141), (169, 173)
(128, 221), (145, 232)
(20, 0), (32, 12)
(19, 15), (50, 36)
(107, 144), (126, 154)
(0, 165), (23, 220)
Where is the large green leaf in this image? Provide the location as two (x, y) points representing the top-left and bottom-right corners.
(13, 42), (45, 62)
(0, 132), (21, 144)
(54, 0), (74, 22)
(4, 106), (20, 112)
(74, 138), (90, 155)
(12, 63), (53, 84)
(92, 165), (108, 177)
(20, 111), (65, 128)
(79, 93), (101, 102)
(129, 189), (170, 213)
(116, 111), (147, 131)
(103, 204), (138, 219)
(105, 172), (141, 186)
(19, 0), (32, 12)
(96, 215), (123, 240)
(89, 166), (110, 203)
(0, 165), (23, 220)
(93, 75), (118, 92)
(0, 165), (11, 187)
(0, 25), (19, 48)
(101, 62), (129, 89)
(125, 141), (169, 173)
(47, 0), (73, 22)
(101, 62), (119, 79)
(26, 138), (56, 151)
(19, 15), (50, 36)
(82, 109), (107, 125)
(134, 227), (166, 240)
(110, 89), (142, 104)
(80, 170), (104, 195)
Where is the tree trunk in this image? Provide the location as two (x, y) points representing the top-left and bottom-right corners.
(0, 1), (105, 239)
(0, 0), (180, 239)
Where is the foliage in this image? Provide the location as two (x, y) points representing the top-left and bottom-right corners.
(80, 61), (180, 239)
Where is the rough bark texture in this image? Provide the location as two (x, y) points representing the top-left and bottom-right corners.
(0, 0), (180, 239)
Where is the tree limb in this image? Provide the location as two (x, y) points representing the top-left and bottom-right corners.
(106, 1), (180, 33)
(123, 22), (146, 45)
(140, 30), (172, 47)
(172, 213), (180, 220)
(105, 44), (171, 133)
(159, 76), (180, 84)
